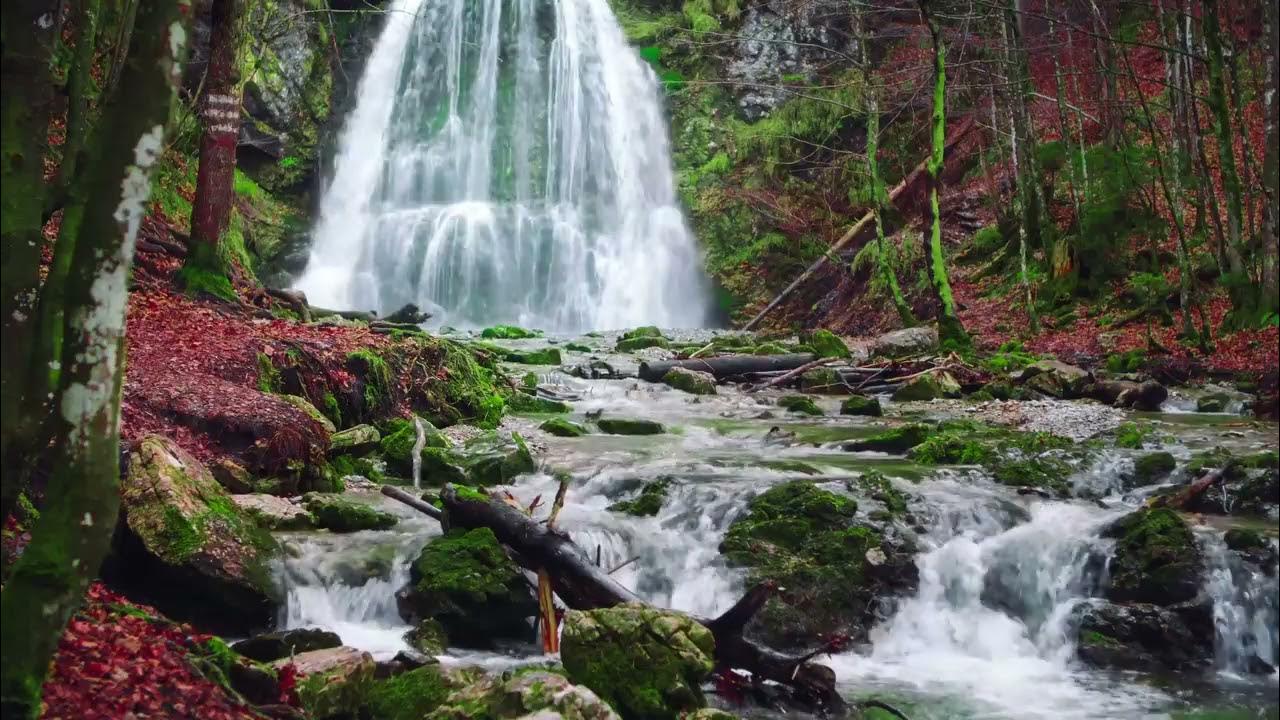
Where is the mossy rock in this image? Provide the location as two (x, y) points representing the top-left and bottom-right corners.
(839, 395), (882, 417)
(285, 647), (376, 720)
(1133, 452), (1177, 485)
(661, 367), (717, 395)
(302, 494), (398, 533)
(844, 424), (930, 453)
(365, 665), (457, 720)
(561, 603), (713, 720)
(541, 417), (587, 437)
(480, 325), (542, 339)
(464, 433), (536, 486)
(504, 347), (563, 365)
(231, 493), (316, 530)
(597, 418), (665, 435)
(399, 527), (538, 648)
(117, 435), (281, 635)
(608, 478), (672, 517)
(798, 368), (843, 393)
(1103, 508), (1203, 605)
(506, 391), (572, 414)
(281, 394), (337, 434)
(752, 342), (790, 355)
(379, 417), (452, 476)
(777, 395), (822, 416)
(621, 326), (665, 340)
(404, 618), (448, 655)
(891, 371), (961, 401)
(1196, 393), (1231, 413)
(802, 329), (849, 359)
(426, 669), (618, 720)
(329, 424), (380, 455)
(617, 336), (671, 352)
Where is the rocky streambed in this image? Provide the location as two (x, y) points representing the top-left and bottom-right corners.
(104, 327), (1279, 720)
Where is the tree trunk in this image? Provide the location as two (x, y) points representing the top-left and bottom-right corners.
(918, 0), (967, 345)
(183, 0), (245, 289)
(0, 0), (61, 523)
(1261, 0), (1279, 310)
(52, 0), (103, 207)
(858, 8), (914, 328)
(0, 0), (192, 714)
(638, 353), (816, 383)
(1001, 10), (1039, 332)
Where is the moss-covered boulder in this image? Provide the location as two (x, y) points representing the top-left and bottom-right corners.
(480, 325), (542, 339)
(843, 424), (930, 453)
(232, 628), (342, 662)
(380, 417), (452, 476)
(617, 336), (671, 352)
(302, 494), (398, 533)
(870, 326), (938, 358)
(1132, 452), (1177, 485)
(561, 604), (714, 720)
(718, 481), (914, 647)
(891, 371), (961, 401)
(621, 326), (664, 340)
(608, 479), (673, 517)
(464, 433), (536, 486)
(801, 329), (849, 359)
(661, 367), (717, 395)
(231, 493), (315, 530)
(397, 528), (538, 648)
(427, 669), (619, 720)
(777, 395), (823, 416)
(541, 417), (587, 437)
(281, 394), (337, 434)
(1196, 393), (1231, 413)
(115, 435), (281, 634)
(364, 665), (459, 720)
(404, 618), (448, 655)
(597, 418), (665, 435)
(504, 347), (563, 365)
(506, 391), (572, 414)
(752, 342), (791, 355)
(1074, 600), (1212, 671)
(1016, 360), (1092, 398)
(278, 646), (375, 720)
(840, 395), (882, 417)
(1103, 508), (1203, 605)
(796, 367), (843, 394)
(329, 424), (380, 455)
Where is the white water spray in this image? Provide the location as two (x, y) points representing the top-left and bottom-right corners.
(411, 416), (426, 490)
(297, 0), (710, 331)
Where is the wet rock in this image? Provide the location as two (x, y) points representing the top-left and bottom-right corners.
(379, 417), (451, 476)
(113, 435), (281, 635)
(404, 618), (448, 655)
(777, 394), (823, 416)
(870, 326), (938, 358)
(1196, 392), (1232, 413)
(1223, 528), (1268, 552)
(1131, 452), (1177, 485)
(329, 424), (381, 455)
(211, 456), (255, 493)
(275, 646), (375, 720)
(1102, 508), (1203, 605)
(839, 395), (882, 417)
(562, 603), (713, 720)
(233, 628), (342, 662)
(464, 432), (536, 485)
(798, 367), (844, 393)
(1117, 380), (1167, 411)
(232, 493), (315, 530)
(608, 478), (672, 517)
(662, 367), (717, 395)
(431, 669), (620, 720)
(397, 527), (538, 648)
(572, 360), (624, 380)
(1074, 600), (1212, 671)
(719, 481), (914, 647)
(507, 391), (572, 414)
(891, 371), (961, 401)
(541, 417), (588, 437)
(597, 418), (665, 435)
(843, 424), (930, 454)
(1014, 360), (1092, 399)
(501, 347), (563, 365)
(302, 493), (398, 533)
(617, 336), (671, 352)
(330, 543), (399, 585)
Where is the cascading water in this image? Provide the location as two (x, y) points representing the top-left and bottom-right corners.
(1200, 531), (1280, 675)
(297, 0), (710, 331)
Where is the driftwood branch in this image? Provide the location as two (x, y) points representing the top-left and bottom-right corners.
(381, 485), (442, 520)
(747, 357), (841, 393)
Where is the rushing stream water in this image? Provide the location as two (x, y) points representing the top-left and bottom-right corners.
(273, 334), (1280, 720)
(296, 0), (710, 331)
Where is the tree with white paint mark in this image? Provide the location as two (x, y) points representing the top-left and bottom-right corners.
(0, 0), (192, 715)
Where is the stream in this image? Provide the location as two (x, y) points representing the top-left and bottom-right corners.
(272, 332), (1280, 720)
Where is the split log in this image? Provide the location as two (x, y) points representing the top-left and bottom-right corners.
(638, 354), (816, 383)
(741, 116), (977, 331)
(386, 484), (842, 708)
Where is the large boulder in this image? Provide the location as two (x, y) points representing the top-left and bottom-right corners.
(232, 493), (315, 530)
(275, 646), (375, 720)
(302, 493), (398, 533)
(718, 481), (916, 647)
(397, 528), (538, 648)
(427, 669), (620, 720)
(329, 424), (381, 455)
(561, 604), (714, 720)
(661, 367), (717, 395)
(1015, 360), (1091, 398)
(113, 435), (281, 634)
(891, 371), (961, 402)
(870, 326), (938, 358)
(1074, 600), (1212, 671)
(233, 628), (342, 662)
(802, 329), (850, 359)
(1102, 508), (1203, 605)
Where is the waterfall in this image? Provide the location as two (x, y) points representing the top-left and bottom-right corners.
(297, 0), (710, 332)
(1200, 531), (1280, 675)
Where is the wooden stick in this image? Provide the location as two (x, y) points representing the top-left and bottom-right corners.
(381, 484), (442, 520)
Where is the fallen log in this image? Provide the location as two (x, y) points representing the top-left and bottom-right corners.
(741, 116), (977, 331)
(1149, 469), (1223, 510)
(311, 306), (378, 322)
(747, 357), (841, 392)
(386, 484), (842, 708)
(381, 485), (442, 520)
(639, 354), (816, 383)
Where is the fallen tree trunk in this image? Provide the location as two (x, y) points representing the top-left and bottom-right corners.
(639, 354), (816, 383)
(741, 116), (977, 331)
(1150, 469), (1224, 510)
(386, 484), (841, 708)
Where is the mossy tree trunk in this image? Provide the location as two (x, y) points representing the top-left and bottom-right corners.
(1000, 10), (1039, 332)
(917, 0), (967, 346)
(51, 0), (103, 209)
(0, 0), (61, 523)
(1263, 0), (1279, 310)
(0, 0), (192, 714)
(1005, 0), (1045, 262)
(857, 7), (914, 328)
(183, 0), (246, 296)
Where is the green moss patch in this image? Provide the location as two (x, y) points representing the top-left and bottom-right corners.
(479, 325), (542, 339)
(540, 418), (587, 437)
(597, 418), (665, 435)
(609, 478), (673, 517)
(302, 494), (398, 533)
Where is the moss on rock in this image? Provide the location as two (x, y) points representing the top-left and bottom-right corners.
(302, 494), (398, 533)
(597, 418), (665, 435)
(891, 371), (961, 401)
(844, 424), (931, 453)
(465, 433), (536, 486)
(1103, 508), (1203, 605)
(379, 417), (452, 476)
(480, 325), (542, 339)
(608, 478), (673, 517)
(661, 367), (717, 395)
(802, 329), (849, 359)
(506, 391), (572, 414)
(541, 417), (588, 437)
(561, 603), (714, 720)
(617, 336), (671, 352)
(777, 395), (823, 416)
(400, 528), (538, 648)
(365, 665), (455, 720)
(621, 326), (665, 340)
(404, 618), (448, 655)
(1133, 452), (1177, 485)
(839, 395), (882, 416)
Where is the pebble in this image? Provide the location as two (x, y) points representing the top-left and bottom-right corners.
(971, 399), (1125, 441)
